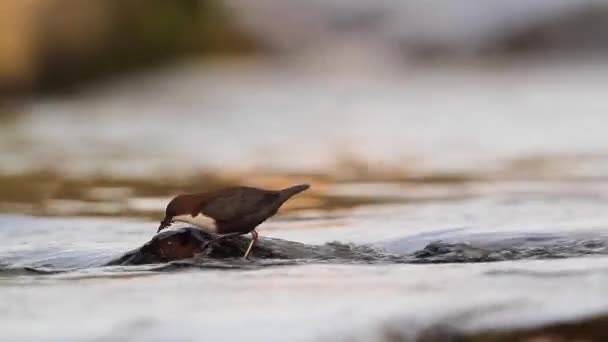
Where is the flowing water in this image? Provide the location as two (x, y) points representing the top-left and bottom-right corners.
(2, 59), (608, 341)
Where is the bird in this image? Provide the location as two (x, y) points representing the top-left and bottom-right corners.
(157, 184), (310, 258)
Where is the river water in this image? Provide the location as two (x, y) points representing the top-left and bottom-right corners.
(2, 59), (608, 341)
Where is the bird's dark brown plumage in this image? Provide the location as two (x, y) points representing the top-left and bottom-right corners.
(158, 184), (310, 235)
(157, 184), (310, 258)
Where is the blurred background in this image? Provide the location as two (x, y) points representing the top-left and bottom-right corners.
(5, 2), (608, 341)
(1, 0), (608, 218)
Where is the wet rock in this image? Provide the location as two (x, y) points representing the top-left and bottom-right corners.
(487, 5), (608, 58)
(369, 314), (608, 342)
(106, 230), (608, 267)
(409, 238), (608, 264)
(105, 227), (385, 266)
(467, 314), (608, 342)
(107, 228), (288, 265)
(412, 242), (494, 263)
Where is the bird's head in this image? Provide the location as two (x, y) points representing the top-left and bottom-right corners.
(157, 196), (181, 233)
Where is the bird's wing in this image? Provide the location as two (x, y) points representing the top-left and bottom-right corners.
(199, 187), (278, 222)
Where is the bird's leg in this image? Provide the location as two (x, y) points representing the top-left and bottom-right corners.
(243, 230), (258, 259)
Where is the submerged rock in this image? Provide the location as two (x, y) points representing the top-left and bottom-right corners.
(105, 228), (608, 267)
(412, 242), (495, 263)
(105, 227), (386, 266)
(413, 314), (608, 342)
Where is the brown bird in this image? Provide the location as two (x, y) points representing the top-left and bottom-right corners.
(157, 184), (310, 258)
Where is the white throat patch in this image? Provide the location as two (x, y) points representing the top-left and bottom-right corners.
(173, 213), (218, 233)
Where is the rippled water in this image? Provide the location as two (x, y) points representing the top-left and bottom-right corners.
(3, 179), (608, 341)
(2, 58), (608, 340)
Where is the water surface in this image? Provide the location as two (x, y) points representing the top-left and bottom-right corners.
(2, 58), (608, 340)
(3, 179), (608, 341)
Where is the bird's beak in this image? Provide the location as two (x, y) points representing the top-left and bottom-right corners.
(157, 219), (172, 233)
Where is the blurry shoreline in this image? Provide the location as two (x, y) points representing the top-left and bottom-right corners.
(2, 54), (608, 219)
(3, 154), (608, 220)
(3, 1), (608, 98)
(0, 0), (262, 98)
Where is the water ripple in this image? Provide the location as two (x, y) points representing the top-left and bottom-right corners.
(3, 235), (608, 277)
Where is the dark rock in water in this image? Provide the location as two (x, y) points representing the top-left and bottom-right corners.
(412, 242), (494, 263)
(105, 229), (608, 267)
(413, 314), (608, 342)
(107, 228), (288, 265)
(410, 239), (608, 264)
(105, 227), (386, 266)
(107, 229), (204, 265)
(369, 310), (608, 341)
(487, 5), (608, 58)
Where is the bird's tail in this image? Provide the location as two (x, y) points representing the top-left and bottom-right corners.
(277, 184), (310, 203)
